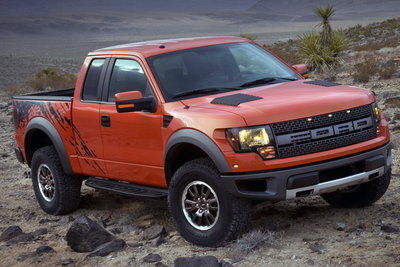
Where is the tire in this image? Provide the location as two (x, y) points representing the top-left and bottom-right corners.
(31, 146), (82, 215)
(168, 158), (250, 247)
(321, 169), (391, 208)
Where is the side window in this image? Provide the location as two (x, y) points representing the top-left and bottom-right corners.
(108, 59), (152, 102)
(82, 59), (105, 101)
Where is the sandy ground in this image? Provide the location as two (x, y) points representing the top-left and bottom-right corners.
(1, 75), (400, 267)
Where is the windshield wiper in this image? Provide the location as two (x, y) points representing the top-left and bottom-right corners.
(172, 87), (240, 99)
(240, 77), (298, 88)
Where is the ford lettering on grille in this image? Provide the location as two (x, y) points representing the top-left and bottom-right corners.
(276, 117), (373, 146)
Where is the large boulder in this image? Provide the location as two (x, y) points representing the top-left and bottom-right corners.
(65, 215), (115, 252)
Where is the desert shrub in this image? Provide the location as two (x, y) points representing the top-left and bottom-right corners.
(229, 229), (280, 261)
(239, 33), (257, 41)
(378, 60), (398, 79)
(28, 67), (77, 91)
(352, 59), (378, 83)
(299, 31), (347, 71)
(3, 85), (27, 97)
(265, 44), (302, 65)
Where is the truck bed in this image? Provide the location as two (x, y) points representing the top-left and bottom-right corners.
(12, 88), (74, 101)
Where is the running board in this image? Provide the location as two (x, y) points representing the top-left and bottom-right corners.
(85, 177), (168, 198)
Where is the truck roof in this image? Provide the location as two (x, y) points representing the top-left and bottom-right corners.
(89, 36), (248, 58)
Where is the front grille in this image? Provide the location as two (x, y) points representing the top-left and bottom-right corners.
(272, 105), (371, 135)
(272, 104), (377, 158)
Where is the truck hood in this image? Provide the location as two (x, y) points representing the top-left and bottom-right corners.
(180, 80), (375, 126)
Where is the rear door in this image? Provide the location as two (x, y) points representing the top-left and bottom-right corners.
(72, 57), (109, 176)
(99, 57), (165, 187)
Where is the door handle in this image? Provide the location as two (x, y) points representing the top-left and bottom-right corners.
(101, 115), (110, 127)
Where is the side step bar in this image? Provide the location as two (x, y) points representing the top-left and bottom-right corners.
(85, 177), (168, 198)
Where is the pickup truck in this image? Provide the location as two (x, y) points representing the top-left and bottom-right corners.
(12, 36), (392, 246)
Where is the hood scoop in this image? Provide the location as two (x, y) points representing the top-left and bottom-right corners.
(211, 93), (263, 106)
(304, 80), (341, 87)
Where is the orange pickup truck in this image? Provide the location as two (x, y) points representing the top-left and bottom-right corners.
(12, 36), (392, 246)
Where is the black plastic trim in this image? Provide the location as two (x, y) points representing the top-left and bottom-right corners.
(85, 177), (168, 198)
(25, 117), (73, 174)
(14, 147), (24, 163)
(220, 142), (392, 200)
(13, 88), (74, 101)
(165, 129), (230, 173)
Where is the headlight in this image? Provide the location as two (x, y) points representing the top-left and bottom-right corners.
(226, 126), (276, 159)
(372, 102), (381, 124)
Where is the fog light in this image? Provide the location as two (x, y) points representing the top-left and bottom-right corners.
(257, 146), (276, 159)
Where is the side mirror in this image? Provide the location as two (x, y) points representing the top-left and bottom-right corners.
(115, 91), (156, 113)
(292, 64), (309, 78)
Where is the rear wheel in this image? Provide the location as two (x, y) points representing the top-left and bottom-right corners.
(321, 169), (391, 208)
(31, 146), (82, 215)
(168, 158), (250, 247)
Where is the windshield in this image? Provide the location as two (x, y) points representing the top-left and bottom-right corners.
(147, 42), (300, 101)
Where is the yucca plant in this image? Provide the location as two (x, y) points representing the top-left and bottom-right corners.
(315, 4), (334, 48)
(299, 4), (347, 72)
(299, 31), (346, 72)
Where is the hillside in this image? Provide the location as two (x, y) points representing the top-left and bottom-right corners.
(0, 18), (399, 267)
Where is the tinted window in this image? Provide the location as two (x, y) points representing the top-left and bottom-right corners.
(108, 59), (151, 102)
(148, 42), (299, 102)
(82, 59), (105, 101)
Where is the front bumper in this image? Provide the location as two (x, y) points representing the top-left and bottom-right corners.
(220, 142), (392, 201)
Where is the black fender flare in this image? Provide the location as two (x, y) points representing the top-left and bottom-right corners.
(25, 117), (73, 174)
(164, 129), (231, 174)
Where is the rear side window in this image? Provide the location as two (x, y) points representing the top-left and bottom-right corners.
(82, 59), (105, 101)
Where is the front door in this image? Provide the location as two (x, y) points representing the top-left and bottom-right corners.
(99, 58), (165, 187)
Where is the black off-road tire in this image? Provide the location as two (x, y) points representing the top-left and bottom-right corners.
(168, 158), (250, 247)
(31, 146), (82, 215)
(321, 169), (391, 208)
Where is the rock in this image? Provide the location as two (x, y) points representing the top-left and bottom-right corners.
(60, 258), (74, 266)
(36, 245), (55, 255)
(308, 243), (324, 253)
(59, 216), (75, 225)
(127, 242), (144, 248)
(335, 223), (346, 231)
(7, 233), (35, 244)
(0, 225), (23, 241)
(376, 241), (387, 248)
(39, 218), (58, 224)
(155, 263), (169, 267)
(174, 256), (220, 267)
(220, 260), (234, 267)
(151, 235), (165, 247)
(306, 259), (315, 265)
(143, 253), (162, 263)
(143, 224), (166, 240)
(31, 228), (48, 237)
(65, 214), (115, 252)
(87, 239), (126, 257)
(381, 224), (400, 233)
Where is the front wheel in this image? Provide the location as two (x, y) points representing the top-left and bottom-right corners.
(168, 158), (250, 247)
(321, 169), (391, 208)
(31, 146), (82, 215)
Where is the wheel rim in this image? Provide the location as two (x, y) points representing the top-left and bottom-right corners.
(37, 164), (55, 202)
(181, 181), (220, 230)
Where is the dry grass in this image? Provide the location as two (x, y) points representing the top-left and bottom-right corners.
(28, 67), (76, 91)
(378, 59), (399, 79)
(352, 59), (378, 83)
(228, 229), (281, 262)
